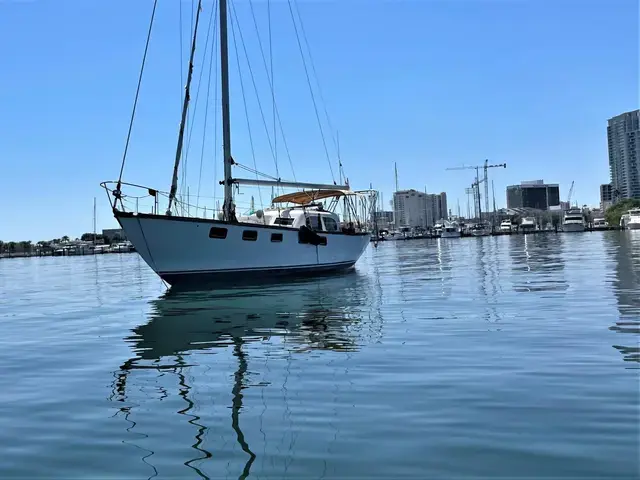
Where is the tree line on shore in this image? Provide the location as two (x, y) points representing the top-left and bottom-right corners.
(0, 233), (125, 254)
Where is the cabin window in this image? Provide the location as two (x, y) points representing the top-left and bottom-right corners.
(271, 233), (283, 242)
(209, 227), (228, 239)
(242, 230), (258, 241)
(306, 215), (322, 231)
(274, 217), (294, 226)
(322, 216), (339, 232)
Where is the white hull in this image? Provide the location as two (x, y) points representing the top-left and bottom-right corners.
(627, 222), (640, 230)
(563, 223), (585, 232)
(441, 231), (461, 238)
(116, 213), (369, 285)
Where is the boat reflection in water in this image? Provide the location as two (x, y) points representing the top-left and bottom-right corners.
(606, 232), (640, 365)
(110, 271), (380, 479)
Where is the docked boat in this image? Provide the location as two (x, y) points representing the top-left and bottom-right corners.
(520, 217), (536, 233)
(499, 219), (514, 233)
(624, 208), (640, 230)
(593, 218), (609, 230)
(102, 0), (370, 286)
(441, 221), (461, 238)
(562, 208), (585, 232)
(469, 222), (492, 237)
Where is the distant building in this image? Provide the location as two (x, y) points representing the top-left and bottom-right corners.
(506, 180), (560, 211)
(425, 192), (448, 225)
(102, 228), (127, 242)
(600, 183), (614, 211)
(393, 190), (427, 228)
(374, 211), (394, 230)
(608, 109), (640, 200)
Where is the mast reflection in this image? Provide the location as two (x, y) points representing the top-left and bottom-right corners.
(110, 272), (377, 479)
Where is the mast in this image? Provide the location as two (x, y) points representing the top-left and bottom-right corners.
(393, 162), (399, 228)
(220, 0), (235, 221)
(394, 162), (399, 192)
(167, 0), (203, 215)
(492, 180), (497, 227)
(93, 197), (97, 245)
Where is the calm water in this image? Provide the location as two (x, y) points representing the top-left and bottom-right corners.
(0, 232), (638, 479)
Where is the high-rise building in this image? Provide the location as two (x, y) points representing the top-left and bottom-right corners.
(506, 180), (560, 211)
(424, 192), (448, 226)
(600, 183), (614, 211)
(438, 192), (448, 221)
(393, 190), (427, 228)
(608, 109), (640, 200)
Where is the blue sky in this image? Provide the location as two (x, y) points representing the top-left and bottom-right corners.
(0, 0), (638, 241)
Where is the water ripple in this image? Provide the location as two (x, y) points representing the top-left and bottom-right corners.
(0, 231), (638, 478)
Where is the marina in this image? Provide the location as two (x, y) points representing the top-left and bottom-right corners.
(1, 0), (639, 478)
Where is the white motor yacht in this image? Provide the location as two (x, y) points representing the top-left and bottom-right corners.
(499, 220), (514, 233)
(592, 218), (608, 230)
(441, 221), (461, 238)
(520, 217), (536, 233)
(563, 208), (585, 232)
(625, 208), (640, 230)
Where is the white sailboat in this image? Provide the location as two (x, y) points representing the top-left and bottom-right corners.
(102, 0), (370, 286)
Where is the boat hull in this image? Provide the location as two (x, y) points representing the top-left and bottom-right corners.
(115, 212), (370, 286)
(441, 232), (461, 238)
(627, 222), (640, 230)
(563, 223), (585, 232)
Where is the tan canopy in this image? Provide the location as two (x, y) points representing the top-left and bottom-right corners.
(272, 189), (352, 205)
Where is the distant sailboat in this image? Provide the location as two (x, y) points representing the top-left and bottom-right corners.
(102, 0), (371, 286)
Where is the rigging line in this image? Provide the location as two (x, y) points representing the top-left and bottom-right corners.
(230, 1), (279, 182)
(116, 0), (159, 190)
(196, 0), (219, 213)
(230, 1), (264, 211)
(268, 0), (277, 195)
(292, 0), (339, 155)
(286, 0), (336, 183)
(178, 0), (186, 201)
(184, 2), (217, 158)
(247, 0), (297, 184)
(213, 17), (220, 219)
(179, 0), (184, 107)
(180, 0), (202, 202)
(233, 162), (279, 181)
(167, 0), (204, 215)
(184, 1), (217, 189)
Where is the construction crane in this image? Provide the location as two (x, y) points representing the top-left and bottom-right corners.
(566, 181), (575, 208)
(446, 160), (507, 219)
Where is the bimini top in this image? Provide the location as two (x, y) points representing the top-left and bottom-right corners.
(272, 189), (352, 205)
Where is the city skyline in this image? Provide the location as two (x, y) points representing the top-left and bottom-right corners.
(1, 0), (637, 240)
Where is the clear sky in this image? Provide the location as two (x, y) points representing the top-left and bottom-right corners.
(1, 0), (638, 241)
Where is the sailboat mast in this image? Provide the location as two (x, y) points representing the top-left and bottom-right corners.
(93, 197), (97, 245)
(219, 0), (234, 221)
(167, 0), (203, 215)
